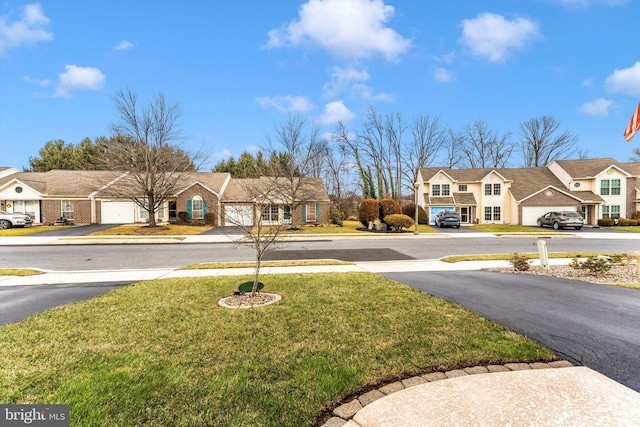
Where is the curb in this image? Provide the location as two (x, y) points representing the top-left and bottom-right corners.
(317, 360), (573, 427)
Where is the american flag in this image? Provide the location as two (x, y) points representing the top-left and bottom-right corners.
(624, 102), (640, 142)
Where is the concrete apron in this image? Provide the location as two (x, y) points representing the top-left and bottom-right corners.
(345, 367), (640, 427)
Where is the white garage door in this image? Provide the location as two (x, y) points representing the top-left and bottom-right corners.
(101, 201), (136, 224)
(224, 205), (253, 226)
(522, 206), (576, 226)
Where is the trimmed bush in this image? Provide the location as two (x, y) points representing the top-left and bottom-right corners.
(330, 209), (344, 226)
(204, 212), (216, 225)
(383, 214), (415, 231)
(402, 203), (429, 224)
(598, 218), (615, 227)
(177, 212), (188, 223)
(358, 199), (379, 227)
(379, 198), (402, 220)
(631, 211), (640, 220)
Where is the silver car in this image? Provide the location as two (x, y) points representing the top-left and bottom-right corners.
(537, 211), (583, 230)
(0, 210), (33, 229)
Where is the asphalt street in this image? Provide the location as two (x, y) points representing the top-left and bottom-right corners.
(383, 270), (640, 392)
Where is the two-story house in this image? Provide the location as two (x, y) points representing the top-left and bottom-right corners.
(417, 158), (639, 226)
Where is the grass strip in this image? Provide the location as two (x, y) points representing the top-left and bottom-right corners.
(0, 268), (44, 276)
(441, 252), (620, 263)
(180, 260), (353, 270)
(0, 273), (554, 426)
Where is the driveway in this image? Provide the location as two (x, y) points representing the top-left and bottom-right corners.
(0, 281), (132, 325)
(30, 224), (119, 236)
(383, 270), (640, 392)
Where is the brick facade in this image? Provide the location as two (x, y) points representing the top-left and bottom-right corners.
(41, 199), (92, 225)
(175, 183), (219, 225)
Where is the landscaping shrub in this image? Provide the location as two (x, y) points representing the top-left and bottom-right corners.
(383, 214), (415, 231)
(330, 209), (344, 226)
(572, 256), (612, 276)
(358, 199), (379, 227)
(598, 218), (615, 227)
(379, 198), (402, 221)
(177, 212), (188, 223)
(631, 211), (640, 220)
(203, 212), (216, 225)
(402, 203), (429, 224)
(509, 253), (530, 271)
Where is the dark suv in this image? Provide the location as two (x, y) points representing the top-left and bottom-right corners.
(536, 211), (583, 230)
(435, 211), (461, 228)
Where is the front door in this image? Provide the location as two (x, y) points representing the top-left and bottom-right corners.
(460, 207), (469, 223)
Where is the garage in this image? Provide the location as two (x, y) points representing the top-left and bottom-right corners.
(429, 206), (454, 224)
(101, 201), (136, 224)
(224, 205), (253, 226)
(521, 206), (578, 226)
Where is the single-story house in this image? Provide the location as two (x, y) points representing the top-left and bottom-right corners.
(0, 168), (330, 227)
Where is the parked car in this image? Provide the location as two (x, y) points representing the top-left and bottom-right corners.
(0, 210), (33, 229)
(435, 210), (461, 228)
(537, 211), (583, 230)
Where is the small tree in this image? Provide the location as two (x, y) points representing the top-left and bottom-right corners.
(358, 198), (379, 227)
(379, 198), (402, 223)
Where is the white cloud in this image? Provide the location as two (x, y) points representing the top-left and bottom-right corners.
(434, 67), (456, 83)
(323, 65), (370, 98)
(580, 98), (613, 116)
(459, 13), (540, 62)
(114, 40), (134, 51)
(255, 95), (315, 113)
(265, 0), (411, 61)
(53, 65), (106, 98)
(318, 101), (356, 125)
(22, 75), (51, 86)
(212, 149), (232, 159)
(245, 145), (260, 153)
(582, 78), (593, 87)
(350, 84), (393, 101)
(604, 61), (640, 96)
(0, 3), (53, 55)
(435, 51), (456, 64)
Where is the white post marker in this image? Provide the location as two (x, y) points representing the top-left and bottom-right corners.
(537, 239), (549, 270)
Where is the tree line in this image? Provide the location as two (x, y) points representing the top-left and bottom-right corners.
(26, 96), (583, 219)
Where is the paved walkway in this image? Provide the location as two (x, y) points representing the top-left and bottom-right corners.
(2, 254), (640, 425)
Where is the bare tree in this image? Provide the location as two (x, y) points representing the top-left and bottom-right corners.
(441, 128), (465, 169)
(461, 119), (514, 168)
(333, 121), (374, 199)
(264, 115), (325, 229)
(403, 113), (446, 191)
(518, 116), (578, 167)
(96, 89), (203, 227)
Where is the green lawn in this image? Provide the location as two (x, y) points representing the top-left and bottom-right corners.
(603, 226), (640, 233)
(88, 224), (213, 236)
(0, 273), (554, 426)
(467, 224), (556, 233)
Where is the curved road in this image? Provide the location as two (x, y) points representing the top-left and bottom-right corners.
(383, 270), (640, 392)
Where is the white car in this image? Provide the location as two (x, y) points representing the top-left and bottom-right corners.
(0, 210), (33, 229)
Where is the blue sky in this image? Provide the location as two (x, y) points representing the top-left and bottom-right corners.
(1, 0), (639, 171)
